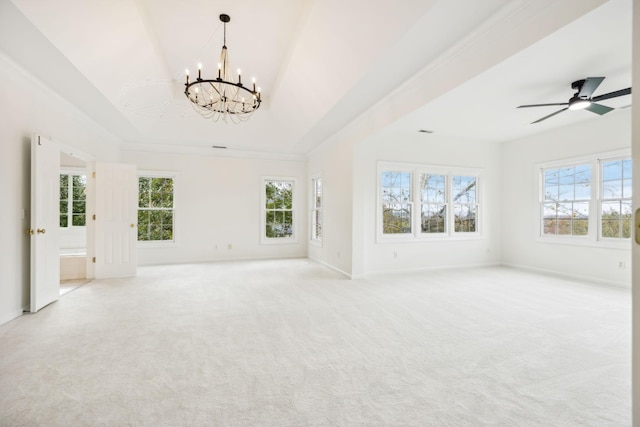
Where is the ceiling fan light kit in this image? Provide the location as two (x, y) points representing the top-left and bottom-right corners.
(184, 14), (262, 123)
(517, 77), (631, 124)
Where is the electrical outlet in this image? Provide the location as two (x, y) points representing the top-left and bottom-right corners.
(618, 261), (626, 269)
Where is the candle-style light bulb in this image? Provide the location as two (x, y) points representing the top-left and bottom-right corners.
(252, 77), (256, 92)
(197, 63), (202, 79)
(217, 62), (221, 79)
(237, 68), (242, 85)
(185, 69), (189, 84)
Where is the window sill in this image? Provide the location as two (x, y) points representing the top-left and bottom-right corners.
(309, 239), (322, 248)
(138, 240), (177, 249)
(261, 237), (298, 245)
(377, 233), (484, 243)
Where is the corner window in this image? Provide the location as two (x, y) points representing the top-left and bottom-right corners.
(311, 176), (323, 242)
(537, 151), (631, 244)
(138, 176), (175, 242)
(378, 162), (481, 241)
(541, 164), (591, 236)
(263, 178), (296, 243)
(601, 158), (632, 239)
(59, 172), (87, 227)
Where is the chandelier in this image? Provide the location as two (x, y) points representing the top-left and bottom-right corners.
(184, 14), (261, 123)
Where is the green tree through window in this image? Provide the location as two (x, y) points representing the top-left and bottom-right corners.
(138, 176), (175, 241)
(59, 173), (86, 227)
(264, 179), (294, 239)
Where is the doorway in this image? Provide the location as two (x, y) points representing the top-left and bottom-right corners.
(59, 152), (89, 296)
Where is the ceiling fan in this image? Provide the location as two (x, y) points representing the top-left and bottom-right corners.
(517, 77), (631, 124)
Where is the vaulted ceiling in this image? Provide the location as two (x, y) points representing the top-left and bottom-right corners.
(1, 0), (632, 156)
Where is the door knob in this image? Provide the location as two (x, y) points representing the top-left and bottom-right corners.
(130, 224), (136, 228)
(36, 228), (46, 234)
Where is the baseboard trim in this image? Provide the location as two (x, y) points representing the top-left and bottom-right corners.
(0, 308), (25, 326)
(308, 257), (355, 279)
(137, 255), (307, 267)
(501, 262), (631, 288)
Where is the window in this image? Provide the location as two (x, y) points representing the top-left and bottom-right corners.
(311, 176), (323, 241)
(138, 176), (175, 242)
(537, 151), (631, 244)
(263, 178), (296, 242)
(601, 158), (632, 239)
(381, 171), (412, 234)
(419, 174), (446, 234)
(59, 172), (86, 227)
(378, 163), (481, 241)
(541, 164), (591, 236)
(452, 175), (478, 233)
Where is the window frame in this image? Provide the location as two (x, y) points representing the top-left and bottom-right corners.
(261, 176), (298, 245)
(377, 162), (483, 243)
(539, 162), (592, 238)
(535, 149), (631, 248)
(600, 155), (632, 241)
(310, 174), (323, 246)
(59, 168), (87, 229)
(379, 167), (415, 238)
(137, 171), (178, 247)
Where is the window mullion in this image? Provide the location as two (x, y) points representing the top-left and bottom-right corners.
(446, 174), (452, 236)
(67, 174), (72, 227)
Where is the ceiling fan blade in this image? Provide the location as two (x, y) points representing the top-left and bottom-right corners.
(578, 77), (605, 98)
(585, 102), (614, 115)
(592, 87), (631, 102)
(531, 107), (569, 124)
(517, 103), (568, 108)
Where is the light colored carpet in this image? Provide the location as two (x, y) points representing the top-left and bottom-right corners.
(0, 260), (630, 426)
(60, 279), (90, 296)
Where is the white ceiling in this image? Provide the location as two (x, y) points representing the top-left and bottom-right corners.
(3, 0), (632, 156)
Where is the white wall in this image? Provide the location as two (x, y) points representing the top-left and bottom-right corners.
(501, 109), (632, 286)
(307, 136), (355, 277)
(0, 54), (121, 325)
(355, 131), (502, 275)
(121, 151), (308, 265)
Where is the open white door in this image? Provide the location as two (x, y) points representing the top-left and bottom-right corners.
(30, 134), (60, 312)
(631, 1), (639, 423)
(94, 163), (138, 279)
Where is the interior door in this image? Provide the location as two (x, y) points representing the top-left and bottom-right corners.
(94, 162), (138, 279)
(30, 134), (60, 312)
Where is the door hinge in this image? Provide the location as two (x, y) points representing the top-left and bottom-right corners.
(92, 214), (96, 220)
(92, 171), (96, 178)
(92, 257), (96, 263)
